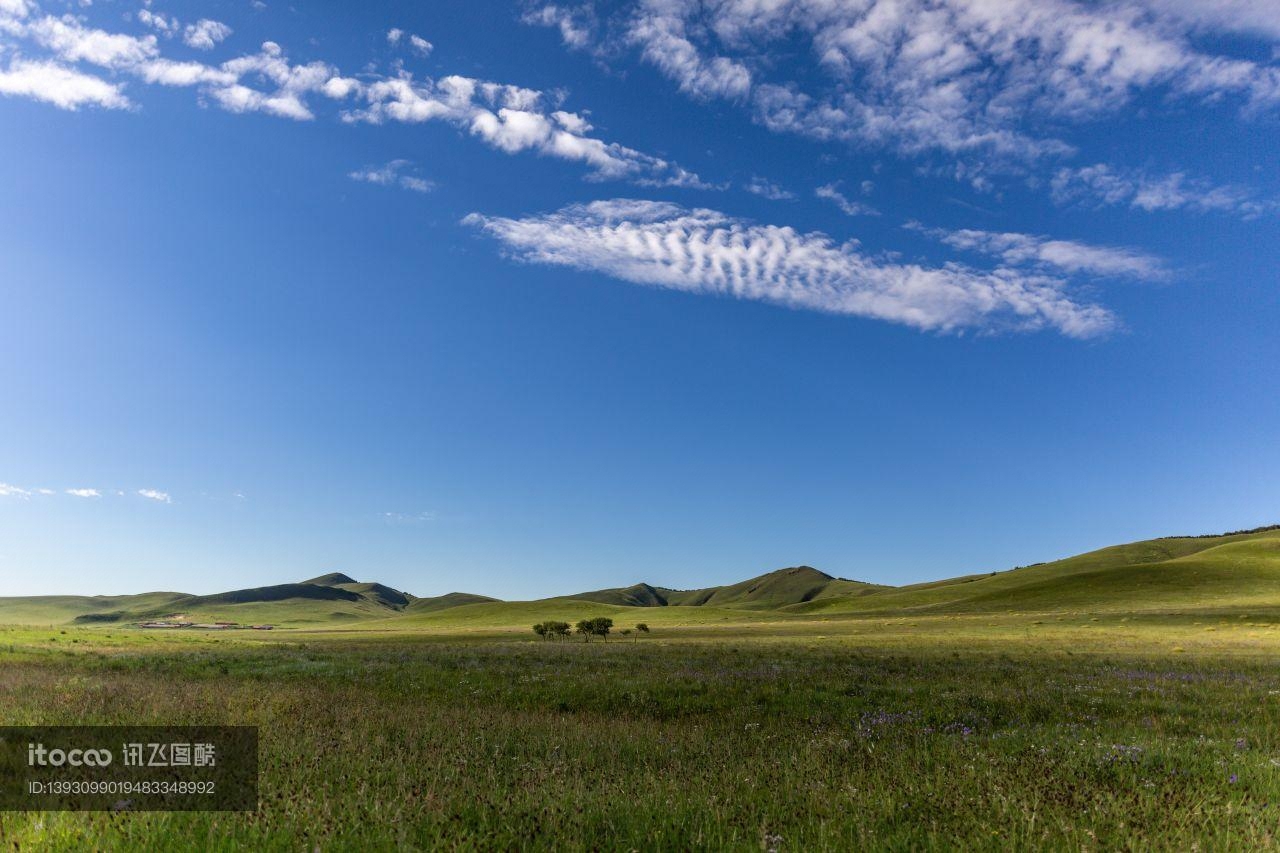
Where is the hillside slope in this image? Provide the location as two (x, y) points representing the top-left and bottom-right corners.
(3, 526), (1279, 626)
(790, 527), (1280, 615)
(568, 567), (882, 610)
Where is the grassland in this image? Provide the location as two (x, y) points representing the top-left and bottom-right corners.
(2, 610), (1280, 851)
(2, 527), (1280, 850)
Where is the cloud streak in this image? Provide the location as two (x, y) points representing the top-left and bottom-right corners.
(907, 223), (1169, 281)
(0, 57), (130, 109)
(0, 2), (703, 186)
(349, 159), (435, 193)
(815, 182), (879, 217)
(0, 483), (31, 499)
(743, 176), (794, 200)
(1051, 165), (1273, 218)
(528, 0), (1280, 197)
(465, 199), (1117, 338)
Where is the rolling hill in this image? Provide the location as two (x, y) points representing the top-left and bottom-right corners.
(1, 524), (1278, 627)
(0, 574), (487, 627)
(564, 567), (882, 609)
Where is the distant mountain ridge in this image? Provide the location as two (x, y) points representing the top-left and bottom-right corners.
(565, 567), (882, 609)
(1, 524), (1279, 626)
(0, 574), (498, 627)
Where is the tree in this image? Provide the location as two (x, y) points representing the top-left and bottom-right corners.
(533, 622), (548, 639)
(575, 619), (593, 642)
(590, 616), (613, 641)
(550, 621), (571, 639)
(635, 623), (650, 635)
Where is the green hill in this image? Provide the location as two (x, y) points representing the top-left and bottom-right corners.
(302, 572), (359, 586)
(567, 567), (882, 610)
(3, 525), (1279, 627)
(406, 592), (500, 614)
(0, 574), (429, 626)
(0, 592), (191, 625)
(789, 527), (1280, 615)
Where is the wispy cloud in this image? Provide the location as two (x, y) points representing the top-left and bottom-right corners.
(340, 74), (707, 185)
(465, 199), (1116, 338)
(0, 1), (703, 186)
(907, 223), (1169, 281)
(382, 510), (437, 524)
(815, 182), (880, 217)
(136, 9), (177, 37)
(1051, 164), (1273, 218)
(0, 483), (31, 499)
(65, 488), (100, 498)
(522, 4), (598, 51)
(529, 0), (1280, 188)
(137, 488), (171, 503)
(387, 29), (432, 56)
(348, 159), (435, 193)
(743, 176), (794, 201)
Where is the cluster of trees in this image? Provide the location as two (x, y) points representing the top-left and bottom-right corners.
(531, 621), (571, 639)
(532, 619), (651, 642)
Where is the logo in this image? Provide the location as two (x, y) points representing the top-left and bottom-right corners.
(27, 743), (114, 767)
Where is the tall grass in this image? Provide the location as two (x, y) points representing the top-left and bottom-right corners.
(0, 620), (1277, 850)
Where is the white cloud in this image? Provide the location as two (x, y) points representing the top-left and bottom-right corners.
(136, 9), (177, 37)
(137, 488), (171, 503)
(908, 223), (1168, 281)
(627, 6), (751, 100)
(194, 41), (337, 121)
(744, 176), (794, 200)
(523, 4), (596, 51)
(386, 28), (403, 46)
(24, 14), (159, 67)
(0, 59), (130, 109)
(183, 19), (231, 51)
(0, 483), (31, 498)
(343, 72), (706, 185)
(535, 0), (1280, 171)
(0, 0), (31, 19)
(348, 159), (435, 193)
(65, 488), (100, 498)
(382, 510), (437, 524)
(465, 199), (1116, 338)
(1136, 0), (1280, 39)
(815, 182), (880, 217)
(0, 8), (700, 184)
(408, 34), (432, 57)
(1051, 164), (1272, 217)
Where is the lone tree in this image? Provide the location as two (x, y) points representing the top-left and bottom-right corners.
(636, 623), (650, 635)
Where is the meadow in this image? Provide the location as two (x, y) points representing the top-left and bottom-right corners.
(1, 609), (1279, 851)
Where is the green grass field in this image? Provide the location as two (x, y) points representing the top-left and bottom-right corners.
(2, 527), (1280, 850)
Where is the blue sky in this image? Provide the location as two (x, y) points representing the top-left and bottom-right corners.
(1, 0), (1278, 598)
